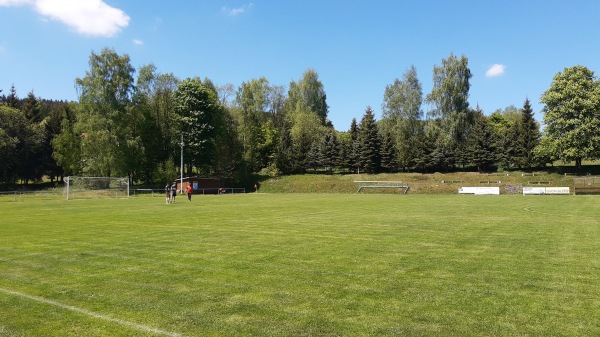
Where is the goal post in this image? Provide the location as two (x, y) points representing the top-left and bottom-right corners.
(64, 176), (130, 200)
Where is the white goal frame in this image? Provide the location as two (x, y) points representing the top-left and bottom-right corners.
(64, 176), (130, 200)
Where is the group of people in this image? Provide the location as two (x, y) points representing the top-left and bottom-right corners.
(165, 183), (177, 204)
(165, 182), (194, 204)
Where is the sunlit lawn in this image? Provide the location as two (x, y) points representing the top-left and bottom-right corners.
(1, 194), (600, 336)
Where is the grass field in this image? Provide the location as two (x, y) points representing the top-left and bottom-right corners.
(2, 193), (600, 336)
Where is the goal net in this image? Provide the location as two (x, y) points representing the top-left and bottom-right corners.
(64, 176), (130, 200)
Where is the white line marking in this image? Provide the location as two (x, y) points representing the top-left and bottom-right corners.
(0, 287), (189, 337)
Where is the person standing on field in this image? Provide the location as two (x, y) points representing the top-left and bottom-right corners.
(171, 183), (177, 203)
(187, 183), (193, 201)
(165, 183), (171, 204)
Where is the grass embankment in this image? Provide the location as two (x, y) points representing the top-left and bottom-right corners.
(259, 171), (576, 194)
(1, 195), (600, 336)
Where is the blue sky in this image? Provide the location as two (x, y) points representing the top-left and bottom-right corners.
(1, 0), (600, 130)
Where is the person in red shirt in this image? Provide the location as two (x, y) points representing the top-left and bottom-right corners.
(186, 183), (193, 201)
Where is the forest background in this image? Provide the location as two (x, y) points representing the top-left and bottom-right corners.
(2, 48), (600, 188)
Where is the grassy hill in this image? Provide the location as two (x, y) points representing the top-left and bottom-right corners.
(258, 171), (580, 194)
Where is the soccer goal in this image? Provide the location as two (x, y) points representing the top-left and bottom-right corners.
(64, 176), (130, 200)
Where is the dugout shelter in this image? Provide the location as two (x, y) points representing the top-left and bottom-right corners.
(176, 177), (223, 194)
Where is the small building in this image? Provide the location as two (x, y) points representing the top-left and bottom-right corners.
(176, 177), (223, 194)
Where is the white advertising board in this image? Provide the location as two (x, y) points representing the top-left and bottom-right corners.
(523, 187), (570, 195)
(522, 187), (546, 195)
(458, 187), (500, 195)
(545, 187), (570, 195)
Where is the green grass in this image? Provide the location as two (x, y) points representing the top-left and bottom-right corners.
(2, 194), (600, 336)
(260, 172), (577, 194)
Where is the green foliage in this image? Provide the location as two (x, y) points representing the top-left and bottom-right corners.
(426, 53), (473, 155)
(534, 135), (560, 166)
(0, 106), (46, 185)
(488, 108), (516, 169)
(6, 84), (18, 109)
(74, 48), (136, 177)
(516, 98), (541, 168)
(358, 106), (381, 173)
(134, 64), (180, 182)
(380, 130), (398, 172)
(381, 66), (423, 171)
(284, 69), (330, 173)
(286, 68), (329, 125)
(382, 65), (422, 122)
(51, 118), (82, 176)
(467, 109), (498, 172)
(8, 50), (600, 182)
(21, 91), (42, 123)
(346, 118), (360, 173)
(274, 122), (293, 174)
(152, 157), (177, 184)
(234, 78), (275, 172)
(212, 109), (243, 179)
(289, 110), (325, 172)
(320, 128), (340, 172)
(76, 48), (135, 111)
(175, 78), (222, 173)
(540, 65), (600, 168)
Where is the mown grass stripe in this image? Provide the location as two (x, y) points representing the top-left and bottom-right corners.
(0, 287), (188, 337)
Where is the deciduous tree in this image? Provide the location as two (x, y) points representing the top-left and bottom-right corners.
(426, 53), (473, 165)
(382, 65), (423, 170)
(74, 48), (136, 177)
(175, 78), (229, 176)
(287, 69), (329, 125)
(540, 66), (600, 168)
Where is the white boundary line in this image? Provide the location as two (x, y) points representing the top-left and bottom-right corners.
(0, 287), (189, 337)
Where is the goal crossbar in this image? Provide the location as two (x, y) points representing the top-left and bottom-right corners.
(353, 181), (409, 194)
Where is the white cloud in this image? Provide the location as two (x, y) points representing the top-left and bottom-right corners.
(133, 39), (143, 46)
(0, 0), (129, 37)
(222, 2), (254, 16)
(486, 64), (506, 77)
(0, 0), (33, 5)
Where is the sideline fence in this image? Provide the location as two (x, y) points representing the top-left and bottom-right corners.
(0, 190), (63, 202)
(573, 177), (600, 195)
(131, 188), (246, 197)
(0, 187), (248, 201)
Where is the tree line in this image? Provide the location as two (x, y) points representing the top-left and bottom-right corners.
(2, 48), (599, 187)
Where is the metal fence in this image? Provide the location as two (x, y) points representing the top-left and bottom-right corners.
(0, 190), (64, 202)
(0, 187), (247, 202)
(573, 177), (600, 194)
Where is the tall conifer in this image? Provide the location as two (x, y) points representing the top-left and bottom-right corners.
(358, 107), (381, 173)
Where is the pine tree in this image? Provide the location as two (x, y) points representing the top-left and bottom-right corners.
(468, 110), (497, 172)
(21, 91), (43, 122)
(306, 141), (321, 172)
(6, 84), (19, 109)
(275, 122), (294, 174)
(292, 134), (312, 173)
(320, 128), (339, 172)
(380, 130), (398, 172)
(358, 107), (381, 173)
(347, 118), (360, 173)
(520, 98), (540, 168)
